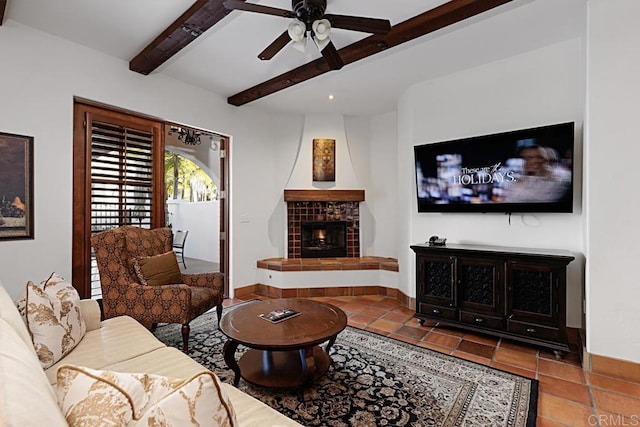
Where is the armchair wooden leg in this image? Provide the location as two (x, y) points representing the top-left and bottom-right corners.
(216, 303), (223, 328)
(181, 323), (190, 353)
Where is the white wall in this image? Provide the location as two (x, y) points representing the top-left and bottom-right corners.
(257, 269), (398, 290)
(398, 38), (586, 327)
(285, 114), (361, 189)
(280, 113), (399, 260)
(348, 113), (399, 258)
(585, 0), (640, 363)
(232, 112), (304, 285)
(0, 21), (301, 299)
(166, 200), (219, 263)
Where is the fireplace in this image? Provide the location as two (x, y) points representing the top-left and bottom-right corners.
(285, 190), (365, 259)
(301, 221), (347, 258)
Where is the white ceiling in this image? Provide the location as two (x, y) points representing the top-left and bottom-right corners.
(5, 0), (585, 116)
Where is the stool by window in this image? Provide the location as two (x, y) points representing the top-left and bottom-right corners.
(173, 230), (189, 268)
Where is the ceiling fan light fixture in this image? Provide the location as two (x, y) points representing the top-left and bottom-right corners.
(312, 19), (331, 41)
(287, 19), (306, 42)
(312, 35), (330, 52)
(292, 37), (308, 53)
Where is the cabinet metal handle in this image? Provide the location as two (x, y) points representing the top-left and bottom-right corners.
(432, 309), (440, 314)
(475, 318), (484, 323)
(526, 328), (536, 333)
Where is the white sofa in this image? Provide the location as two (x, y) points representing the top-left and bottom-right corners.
(0, 282), (302, 426)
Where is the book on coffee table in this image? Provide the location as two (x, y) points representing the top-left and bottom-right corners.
(258, 308), (300, 323)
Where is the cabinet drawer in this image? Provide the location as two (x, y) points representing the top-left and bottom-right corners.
(460, 311), (504, 330)
(508, 320), (560, 342)
(418, 303), (456, 321)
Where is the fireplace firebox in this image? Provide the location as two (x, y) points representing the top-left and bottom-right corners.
(301, 221), (347, 258)
(284, 192), (363, 258)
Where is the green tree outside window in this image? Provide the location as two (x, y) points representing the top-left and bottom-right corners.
(165, 152), (217, 202)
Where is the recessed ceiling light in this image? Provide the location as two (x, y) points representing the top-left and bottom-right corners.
(328, 94), (335, 100)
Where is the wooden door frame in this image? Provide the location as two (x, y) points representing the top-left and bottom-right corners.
(72, 101), (165, 298)
(219, 136), (230, 296)
(72, 98), (231, 299)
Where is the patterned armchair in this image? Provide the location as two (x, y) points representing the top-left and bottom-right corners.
(90, 225), (224, 353)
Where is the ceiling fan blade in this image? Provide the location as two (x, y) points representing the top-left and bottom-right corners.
(223, 0), (295, 18)
(324, 14), (391, 34)
(258, 31), (291, 60)
(321, 41), (344, 71)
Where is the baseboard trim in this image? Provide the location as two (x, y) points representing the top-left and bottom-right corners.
(577, 327), (640, 382)
(235, 284), (415, 310)
(585, 352), (640, 383)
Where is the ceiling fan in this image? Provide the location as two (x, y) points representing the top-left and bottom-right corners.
(223, 0), (392, 70)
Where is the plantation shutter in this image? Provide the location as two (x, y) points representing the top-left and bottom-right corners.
(90, 121), (154, 231)
(87, 120), (153, 298)
(73, 103), (164, 299)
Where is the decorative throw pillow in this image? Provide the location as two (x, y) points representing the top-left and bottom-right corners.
(24, 273), (87, 369)
(15, 273), (53, 319)
(56, 365), (238, 426)
(14, 273), (68, 319)
(133, 251), (183, 286)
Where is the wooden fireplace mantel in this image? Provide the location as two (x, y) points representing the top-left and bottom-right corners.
(284, 189), (365, 202)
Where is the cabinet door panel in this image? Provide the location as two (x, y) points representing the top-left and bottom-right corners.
(507, 262), (559, 326)
(417, 255), (455, 306)
(458, 257), (503, 316)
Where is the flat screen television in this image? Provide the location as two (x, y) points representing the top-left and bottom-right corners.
(414, 122), (574, 213)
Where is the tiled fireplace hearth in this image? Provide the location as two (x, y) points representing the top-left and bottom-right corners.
(285, 190), (365, 258)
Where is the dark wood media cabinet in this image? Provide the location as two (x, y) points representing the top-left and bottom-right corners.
(411, 243), (575, 356)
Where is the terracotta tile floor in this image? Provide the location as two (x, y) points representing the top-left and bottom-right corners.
(226, 294), (640, 426)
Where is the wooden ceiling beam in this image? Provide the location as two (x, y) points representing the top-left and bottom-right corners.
(130, 0), (245, 75)
(228, 0), (513, 106)
(0, 0), (7, 26)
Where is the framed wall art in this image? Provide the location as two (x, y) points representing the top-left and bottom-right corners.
(0, 132), (34, 240)
(312, 138), (335, 182)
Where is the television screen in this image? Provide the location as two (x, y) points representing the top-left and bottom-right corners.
(414, 122), (574, 213)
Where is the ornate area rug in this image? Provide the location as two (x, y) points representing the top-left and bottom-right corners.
(154, 304), (537, 427)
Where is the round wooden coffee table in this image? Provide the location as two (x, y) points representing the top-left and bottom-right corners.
(219, 298), (347, 389)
